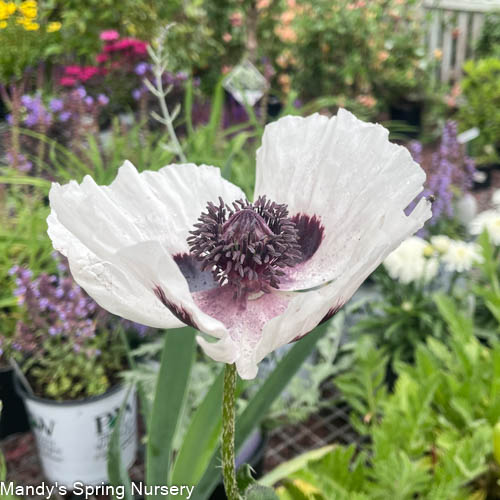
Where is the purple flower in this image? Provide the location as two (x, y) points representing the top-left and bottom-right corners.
(49, 98), (64, 112)
(134, 62), (149, 76)
(24, 112), (39, 127)
(75, 86), (86, 99)
(84, 96), (94, 106)
(6, 114), (12, 125)
(21, 95), (32, 107)
(97, 93), (109, 106)
(407, 121), (476, 228)
(59, 111), (72, 122)
(132, 88), (142, 100)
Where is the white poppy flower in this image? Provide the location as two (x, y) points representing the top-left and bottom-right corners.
(470, 209), (500, 245)
(47, 109), (431, 379)
(384, 236), (438, 284)
(442, 241), (483, 272)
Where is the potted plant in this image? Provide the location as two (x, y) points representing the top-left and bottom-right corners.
(0, 332), (30, 439)
(9, 262), (137, 488)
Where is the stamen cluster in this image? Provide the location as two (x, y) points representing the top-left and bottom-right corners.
(188, 196), (301, 297)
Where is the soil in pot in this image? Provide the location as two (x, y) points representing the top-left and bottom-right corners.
(0, 367), (30, 438)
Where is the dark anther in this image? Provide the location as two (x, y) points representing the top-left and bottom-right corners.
(187, 196), (302, 298)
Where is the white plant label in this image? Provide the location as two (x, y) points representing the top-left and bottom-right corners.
(457, 127), (480, 144)
(223, 60), (268, 106)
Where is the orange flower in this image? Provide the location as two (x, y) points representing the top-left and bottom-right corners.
(377, 50), (389, 63)
(257, 0), (271, 9)
(230, 12), (243, 27)
(278, 73), (291, 93)
(357, 94), (377, 109)
(280, 10), (295, 24)
(275, 25), (297, 43)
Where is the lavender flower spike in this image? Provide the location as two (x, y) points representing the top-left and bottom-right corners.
(47, 109), (431, 379)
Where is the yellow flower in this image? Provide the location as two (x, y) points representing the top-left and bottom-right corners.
(6, 2), (15, 15)
(0, 20), (7, 28)
(19, 0), (37, 19)
(24, 21), (39, 30)
(47, 21), (61, 32)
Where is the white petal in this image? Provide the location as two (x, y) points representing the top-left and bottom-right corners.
(255, 109), (430, 290)
(251, 196), (431, 369)
(47, 213), (182, 328)
(47, 161), (245, 328)
(191, 285), (295, 379)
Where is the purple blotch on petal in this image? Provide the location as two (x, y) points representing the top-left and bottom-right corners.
(173, 253), (218, 293)
(153, 284), (198, 329)
(290, 214), (324, 263)
(290, 301), (344, 343)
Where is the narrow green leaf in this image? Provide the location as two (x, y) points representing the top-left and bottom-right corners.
(260, 445), (335, 488)
(146, 327), (196, 499)
(107, 387), (134, 500)
(171, 369), (224, 485)
(0, 176), (51, 189)
(191, 323), (330, 500)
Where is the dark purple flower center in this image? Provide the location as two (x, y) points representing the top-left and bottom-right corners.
(187, 196), (302, 298)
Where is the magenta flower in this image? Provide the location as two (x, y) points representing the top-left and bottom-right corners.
(47, 110), (431, 379)
(100, 30), (119, 41)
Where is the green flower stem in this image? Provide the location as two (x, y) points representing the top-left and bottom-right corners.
(222, 363), (239, 500)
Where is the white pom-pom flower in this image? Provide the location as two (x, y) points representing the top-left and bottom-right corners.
(470, 209), (500, 245)
(384, 236), (438, 284)
(492, 189), (500, 208)
(442, 241), (483, 272)
(47, 109), (431, 379)
(430, 235), (452, 254)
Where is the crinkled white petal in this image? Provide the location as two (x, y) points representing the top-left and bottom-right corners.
(254, 108), (429, 290)
(47, 161), (245, 328)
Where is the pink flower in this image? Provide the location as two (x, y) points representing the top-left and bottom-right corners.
(223, 32), (232, 43)
(59, 77), (77, 87)
(100, 30), (119, 42)
(230, 12), (243, 27)
(80, 66), (99, 81)
(64, 66), (82, 76)
(96, 53), (109, 64)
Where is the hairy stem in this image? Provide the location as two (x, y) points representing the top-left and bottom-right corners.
(222, 363), (239, 500)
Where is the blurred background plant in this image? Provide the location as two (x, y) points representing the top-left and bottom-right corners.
(9, 257), (128, 400)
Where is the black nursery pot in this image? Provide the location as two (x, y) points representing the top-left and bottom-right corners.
(389, 101), (422, 138)
(267, 95), (282, 119)
(473, 166), (493, 191)
(0, 366), (30, 438)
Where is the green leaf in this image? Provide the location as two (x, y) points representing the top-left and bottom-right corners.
(171, 369), (225, 485)
(260, 445), (335, 487)
(146, 327), (196, 499)
(244, 484), (280, 500)
(107, 387), (134, 500)
(191, 323), (331, 500)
